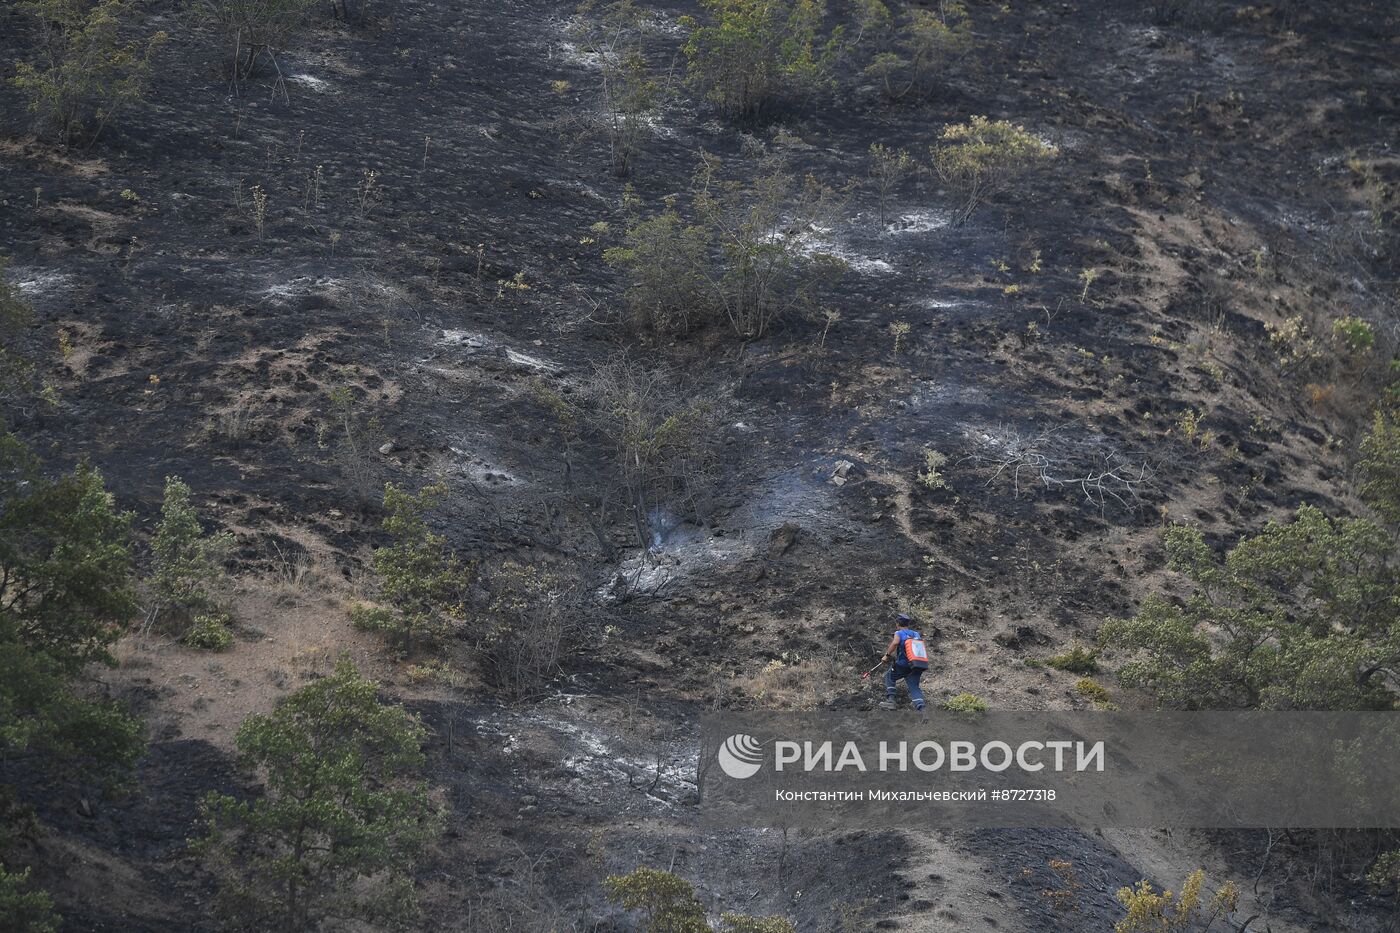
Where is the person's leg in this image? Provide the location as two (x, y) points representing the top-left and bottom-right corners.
(906, 669), (925, 711)
(880, 666), (900, 709)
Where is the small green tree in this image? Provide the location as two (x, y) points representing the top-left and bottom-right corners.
(201, 0), (319, 79)
(351, 482), (467, 657)
(868, 143), (913, 225)
(1100, 507), (1400, 710)
(149, 476), (234, 630)
(198, 658), (440, 931)
(1359, 409), (1400, 526)
(1115, 870), (1237, 933)
(931, 115), (1055, 224)
(0, 867), (58, 933)
(576, 0), (668, 176)
(10, 0), (166, 145)
(680, 0), (842, 119)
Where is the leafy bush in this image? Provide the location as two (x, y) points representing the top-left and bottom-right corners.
(1046, 644), (1099, 674)
(943, 692), (987, 713)
(479, 562), (578, 699)
(862, 1), (972, 101)
(1366, 850), (1400, 892)
(1100, 507), (1400, 710)
(10, 0), (166, 145)
(604, 194), (712, 336)
(917, 448), (949, 490)
(606, 157), (844, 339)
(149, 476), (234, 629)
(352, 482), (468, 657)
(1115, 870), (1237, 933)
(0, 867), (58, 933)
(1074, 678), (1117, 710)
(184, 612), (234, 651)
(1359, 410), (1400, 525)
(931, 115), (1055, 224)
(198, 659), (440, 931)
(680, 0), (842, 119)
(603, 868), (795, 933)
(201, 0), (318, 79)
(1333, 315), (1375, 356)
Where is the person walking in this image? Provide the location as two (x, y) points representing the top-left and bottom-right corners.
(878, 613), (929, 711)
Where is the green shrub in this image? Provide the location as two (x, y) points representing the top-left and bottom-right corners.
(604, 194), (712, 336)
(680, 0), (842, 119)
(1046, 644), (1099, 674)
(1333, 315), (1375, 356)
(1366, 850), (1400, 892)
(0, 867), (58, 933)
(606, 157), (844, 339)
(862, 2), (972, 100)
(198, 659), (440, 931)
(1100, 507), (1400, 710)
(1359, 410), (1400, 526)
(1115, 870), (1237, 933)
(149, 476), (234, 629)
(602, 868), (796, 933)
(943, 692), (987, 713)
(931, 115), (1055, 224)
(1074, 678), (1117, 710)
(353, 482), (468, 657)
(10, 0), (166, 145)
(184, 612), (234, 651)
(201, 0), (319, 79)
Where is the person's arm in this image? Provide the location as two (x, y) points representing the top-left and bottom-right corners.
(881, 634), (900, 661)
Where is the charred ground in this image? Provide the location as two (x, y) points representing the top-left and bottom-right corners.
(2, 0), (1399, 929)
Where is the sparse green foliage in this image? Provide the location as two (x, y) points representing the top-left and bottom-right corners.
(0, 867), (58, 933)
(10, 0), (166, 145)
(201, 0), (319, 80)
(1366, 850), (1400, 892)
(1359, 410), (1400, 526)
(1075, 678), (1117, 710)
(149, 476), (234, 629)
(868, 143), (913, 224)
(604, 868), (708, 932)
(861, 1), (971, 100)
(352, 482), (467, 657)
(198, 658), (440, 932)
(680, 0), (843, 119)
(607, 158), (844, 339)
(1100, 507), (1400, 710)
(578, 0), (667, 176)
(1115, 870), (1238, 933)
(1046, 644), (1099, 674)
(604, 194), (712, 336)
(721, 914), (798, 933)
(184, 612), (234, 651)
(931, 115), (1055, 224)
(917, 448), (948, 490)
(602, 868), (796, 933)
(944, 692), (987, 712)
(582, 357), (720, 550)
(479, 562), (577, 698)
(1333, 315), (1375, 356)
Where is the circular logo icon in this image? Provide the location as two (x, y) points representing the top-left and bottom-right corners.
(716, 733), (763, 779)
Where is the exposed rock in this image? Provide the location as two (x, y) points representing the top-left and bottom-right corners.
(767, 521), (800, 559)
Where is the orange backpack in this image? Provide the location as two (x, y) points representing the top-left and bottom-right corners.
(902, 632), (930, 669)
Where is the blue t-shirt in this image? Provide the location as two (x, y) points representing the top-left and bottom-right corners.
(893, 628), (921, 667)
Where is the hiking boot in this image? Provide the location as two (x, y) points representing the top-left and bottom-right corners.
(878, 698), (897, 710)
